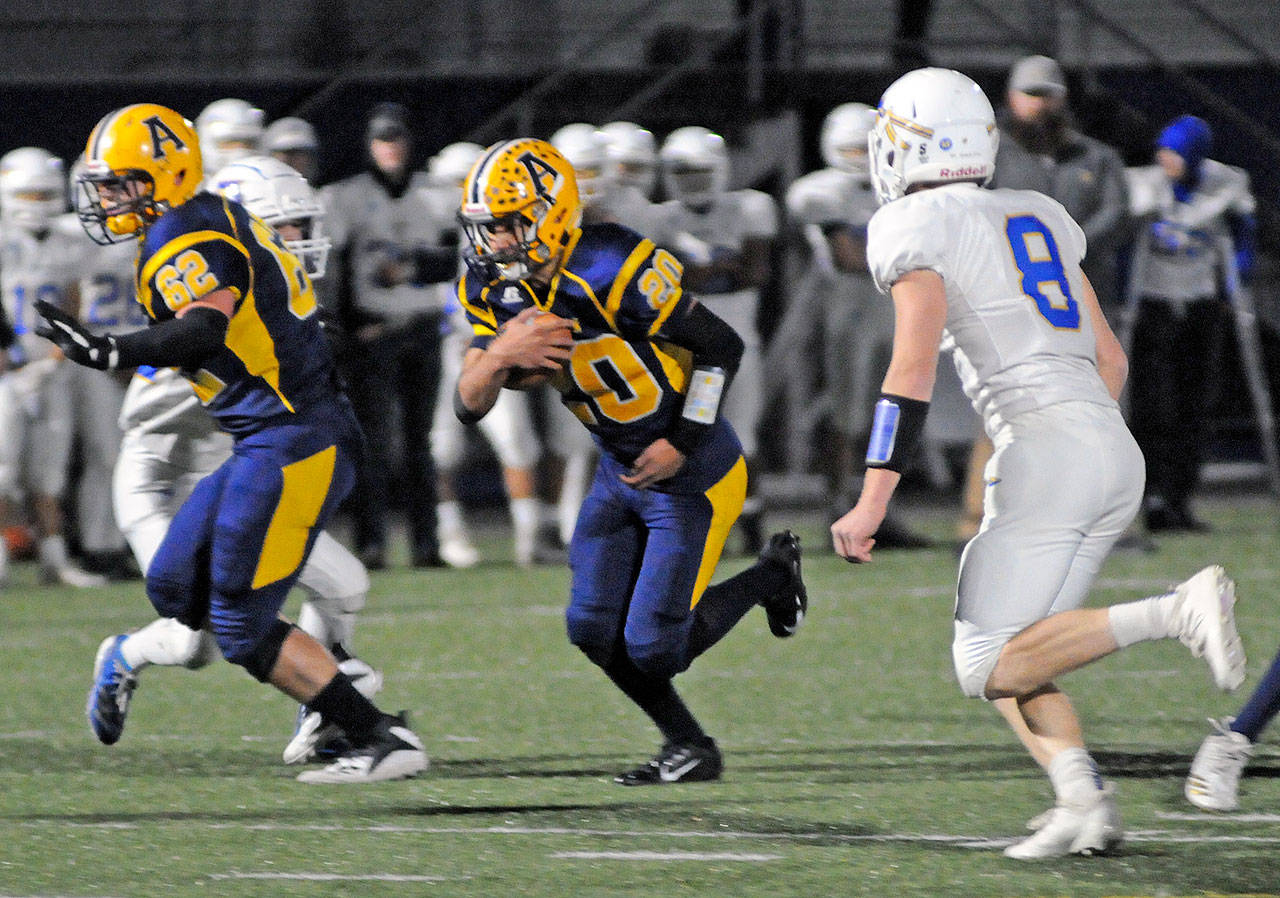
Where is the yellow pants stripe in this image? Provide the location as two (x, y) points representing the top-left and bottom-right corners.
(690, 455), (748, 608)
(251, 444), (337, 590)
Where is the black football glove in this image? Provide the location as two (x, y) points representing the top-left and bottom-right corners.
(33, 300), (118, 370)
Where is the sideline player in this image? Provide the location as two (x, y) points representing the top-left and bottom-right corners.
(830, 69), (1245, 857)
(93, 154), (383, 765)
(455, 138), (807, 783)
(37, 104), (424, 783)
(0, 146), (107, 588)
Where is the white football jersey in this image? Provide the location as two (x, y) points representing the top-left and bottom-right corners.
(56, 213), (147, 337)
(785, 167), (878, 232)
(595, 184), (659, 240)
(118, 366), (216, 438)
(868, 183), (1113, 425)
(653, 189), (777, 255)
(0, 216), (89, 363)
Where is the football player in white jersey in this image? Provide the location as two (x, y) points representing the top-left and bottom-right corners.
(598, 121), (660, 238)
(652, 126), (776, 552)
(830, 68), (1247, 859)
(89, 156), (382, 764)
(61, 156), (147, 577)
(0, 147), (106, 588)
(423, 141), (545, 566)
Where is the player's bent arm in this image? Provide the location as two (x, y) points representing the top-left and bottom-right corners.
(455, 345), (509, 424)
(111, 289), (234, 370)
(657, 299), (744, 454)
(843, 270), (947, 537)
(456, 308), (575, 423)
(1079, 272), (1127, 400)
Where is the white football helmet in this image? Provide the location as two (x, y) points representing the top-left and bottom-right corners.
(427, 141), (484, 190)
(869, 67), (998, 205)
(262, 116), (320, 182)
(660, 126), (729, 209)
(600, 121), (657, 196)
(0, 147), (67, 230)
(821, 103), (877, 175)
(208, 155), (330, 279)
(550, 123), (613, 207)
(196, 98), (266, 175)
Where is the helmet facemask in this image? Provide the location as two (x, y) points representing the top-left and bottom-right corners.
(459, 205), (547, 282)
(76, 165), (158, 245)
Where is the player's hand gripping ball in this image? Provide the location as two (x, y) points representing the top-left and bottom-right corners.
(499, 308), (575, 389)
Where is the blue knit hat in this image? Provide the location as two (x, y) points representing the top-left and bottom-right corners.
(1157, 115), (1212, 174)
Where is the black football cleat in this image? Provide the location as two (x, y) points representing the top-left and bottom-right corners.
(758, 530), (807, 638)
(614, 738), (723, 786)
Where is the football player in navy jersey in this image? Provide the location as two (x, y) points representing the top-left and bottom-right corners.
(455, 138), (809, 784)
(35, 103), (425, 784)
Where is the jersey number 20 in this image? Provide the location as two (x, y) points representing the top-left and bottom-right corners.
(1005, 214), (1079, 329)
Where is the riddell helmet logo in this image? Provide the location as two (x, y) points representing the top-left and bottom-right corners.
(938, 166), (986, 177)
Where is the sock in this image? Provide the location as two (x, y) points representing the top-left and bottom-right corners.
(601, 650), (705, 745)
(1107, 592), (1179, 648)
(308, 671), (383, 742)
(685, 560), (788, 661)
(1233, 641), (1280, 741)
(38, 534), (69, 571)
(437, 500), (466, 538)
(121, 618), (216, 670)
(510, 497), (539, 533)
(1047, 747), (1104, 806)
(511, 497), (539, 563)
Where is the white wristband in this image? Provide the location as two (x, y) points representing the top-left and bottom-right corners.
(681, 366), (726, 424)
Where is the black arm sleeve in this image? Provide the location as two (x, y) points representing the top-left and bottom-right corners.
(657, 299), (745, 376)
(658, 299), (745, 455)
(113, 306), (229, 370)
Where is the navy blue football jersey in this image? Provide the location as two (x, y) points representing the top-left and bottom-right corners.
(134, 192), (338, 436)
(460, 223), (698, 463)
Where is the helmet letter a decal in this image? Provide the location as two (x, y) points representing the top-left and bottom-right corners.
(518, 151), (560, 201)
(144, 115), (186, 160)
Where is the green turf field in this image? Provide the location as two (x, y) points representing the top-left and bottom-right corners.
(2, 494), (1279, 897)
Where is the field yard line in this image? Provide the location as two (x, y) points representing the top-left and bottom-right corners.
(31, 820), (1280, 847)
(1155, 811), (1280, 823)
(208, 873), (463, 882)
(552, 850), (781, 861)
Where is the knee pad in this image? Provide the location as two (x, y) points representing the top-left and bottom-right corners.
(952, 618), (1018, 699)
(625, 639), (688, 680)
(228, 619), (295, 682)
(566, 610), (615, 669)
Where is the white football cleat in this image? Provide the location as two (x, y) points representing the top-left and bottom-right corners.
(1171, 565), (1246, 691)
(296, 712), (427, 784)
(42, 564), (108, 588)
(283, 658), (383, 764)
(1186, 717), (1253, 812)
(439, 535), (479, 569)
(1004, 784), (1123, 860)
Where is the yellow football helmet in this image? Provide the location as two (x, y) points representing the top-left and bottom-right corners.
(77, 103), (202, 244)
(458, 138), (581, 280)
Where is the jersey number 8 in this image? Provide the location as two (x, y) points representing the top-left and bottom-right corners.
(1005, 214), (1080, 330)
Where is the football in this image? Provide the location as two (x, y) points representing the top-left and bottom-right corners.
(501, 311), (574, 388)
